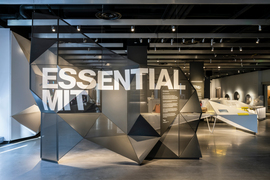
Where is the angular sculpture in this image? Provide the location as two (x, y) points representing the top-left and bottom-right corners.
(30, 13), (202, 164)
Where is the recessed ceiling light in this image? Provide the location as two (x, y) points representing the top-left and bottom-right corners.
(51, 26), (55, 32)
(77, 25), (81, 31)
(239, 47), (242, 51)
(171, 25), (176, 32)
(256, 38), (260, 44)
(131, 25), (135, 32)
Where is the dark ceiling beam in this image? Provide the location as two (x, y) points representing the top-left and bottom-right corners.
(9, 19), (270, 26)
(3, 0), (270, 5)
(147, 50), (270, 54)
(33, 33), (270, 39)
(147, 55), (270, 59)
(150, 43), (270, 48)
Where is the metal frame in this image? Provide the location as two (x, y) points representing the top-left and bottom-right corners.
(2, 0), (270, 5)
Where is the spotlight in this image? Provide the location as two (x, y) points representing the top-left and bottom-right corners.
(191, 38), (194, 44)
(256, 38), (260, 44)
(211, 38), (214, 46)
(211, 47), (214, 51)
(171, 38), (174, 45)
(148, 38), (151, 43)
(259, 25), (262, 31)
(202, 38), (205, 43)
(174, 60), (176, 62)
(214, 54), (217, 57)
(140, 38), (143, 43)
(83, 38), (87, 43)
(157, 60), (159, 62)
(210, 59), (212, 63)
(241, 63), (243, 67)
(182, 38), (185, 43)
(77, 25), (81, 31)
(234, 59), (236, 62)
(171, 25), (176, 32)
(51, 25), (55, 32)
(154, 47), (157, 51)
(131, 26), (135, 32)
(161, 38), (164, 43)
(239, 47), (242, 51)
(203, 66), (205, 69)
(218, 66), (220, 69)
(220, 38), (223, 43)
(240, 59), (242, 62)
(178, 47), (181, 52)
(231, 47), (233, 52)
(95, 38), (98, 43)
(238, 70), (240, 73)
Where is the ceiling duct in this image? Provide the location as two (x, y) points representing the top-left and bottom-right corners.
(95, 11), (122, 20)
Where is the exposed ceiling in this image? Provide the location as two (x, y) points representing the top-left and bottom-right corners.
(1, 1), (270, 79)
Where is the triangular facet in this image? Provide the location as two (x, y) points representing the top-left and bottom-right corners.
(30, 37), (57, 63)
(180, 92), (202, 113)
(180, 113), (201, 132)
(57, 115), (83, 160)
(57, 113), (100, 137)
(128, 136), (160, 164)
(85, 114), (125, 139)
(179, 114), (196, 156)
(12, 105), (40, 132)
(12, 108), (41, 133)
(128, 115), (160, 137)
(141, 113), (160, 133)
(146, 141), (179, 159)
(13, 32), (31, 62)
(180, 135), (202, 158)
(160, 118), (179, 156)
(87, 135), (139, 163)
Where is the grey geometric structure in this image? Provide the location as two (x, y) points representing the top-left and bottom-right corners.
(30, 13), (202, 164)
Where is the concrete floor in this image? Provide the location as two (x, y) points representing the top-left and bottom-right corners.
(1, 119), (270, 180)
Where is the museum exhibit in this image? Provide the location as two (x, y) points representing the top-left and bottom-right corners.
(1, 1), (270, 180)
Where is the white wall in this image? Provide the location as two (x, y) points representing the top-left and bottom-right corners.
(0, 29), (37, 141)
(0, 29), (11, 141)
(210, 71), (260, 104)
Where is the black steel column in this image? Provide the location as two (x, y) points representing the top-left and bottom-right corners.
(127, 40), (148, 65)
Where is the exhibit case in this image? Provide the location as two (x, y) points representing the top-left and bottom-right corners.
(29, 13), (202, 164)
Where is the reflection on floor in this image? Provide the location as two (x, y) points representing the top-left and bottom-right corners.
(1, 119), (270, 180)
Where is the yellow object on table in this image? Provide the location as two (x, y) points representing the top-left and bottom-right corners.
(238, 113), (249, 116)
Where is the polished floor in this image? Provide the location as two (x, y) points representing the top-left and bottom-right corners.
(1, 118), (270, 180)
